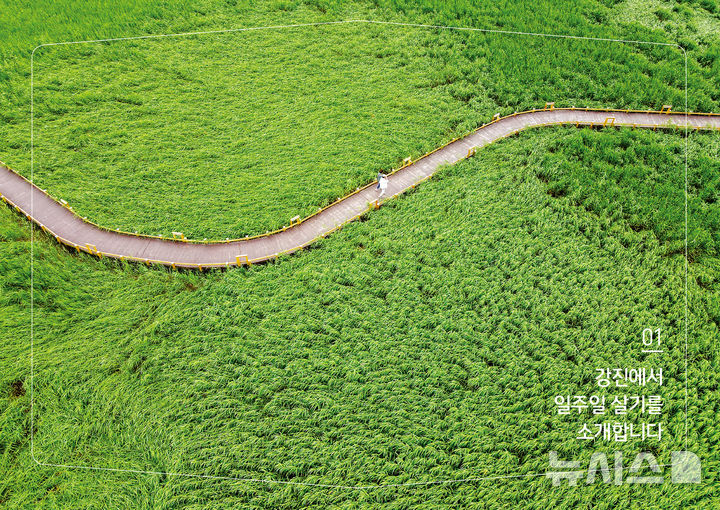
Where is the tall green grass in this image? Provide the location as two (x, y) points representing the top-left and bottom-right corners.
(2, 0), (717, 238)
(2, 0), (720, 507)
(30, 22), (491, 239)
(3, 128), (718, 507)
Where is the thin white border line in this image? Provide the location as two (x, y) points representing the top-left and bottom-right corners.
(29, 19), (682, 51)
(683, 48), (689, 452)
(15, 459), (683, 490)
(30, 460), (550, 489)
(29, 18), (690, 489)
(30, 23), (35, 467)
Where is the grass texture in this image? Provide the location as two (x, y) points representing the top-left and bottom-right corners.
(2, 0), (717, 238)
(1, 0), (719, 507)
(2, 127), (719, 507)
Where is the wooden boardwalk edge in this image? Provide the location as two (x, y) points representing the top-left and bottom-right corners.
(1, 107), (718, 269)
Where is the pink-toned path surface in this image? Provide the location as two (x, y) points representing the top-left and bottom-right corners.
(1, 108), (719, 268)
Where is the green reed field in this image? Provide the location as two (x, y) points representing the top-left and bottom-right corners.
(2, 127), (719, 507)
(1, 0), (720, 508)
(4, 0), (717, 239)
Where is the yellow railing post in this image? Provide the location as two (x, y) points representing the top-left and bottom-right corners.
(603, 117), (615, 127)
(660, 104), (672, 113)
(467, 147), (476, 158)
(403, 156), (412, 166)
(236, 254), (251, 266)
(545, 102), (555, 110)
(172, 231), (186, 241)
(290, 215), (300, 226)
(492, 113), (500, 122)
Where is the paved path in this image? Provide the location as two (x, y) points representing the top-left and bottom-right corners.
(1, 107), (719, 269)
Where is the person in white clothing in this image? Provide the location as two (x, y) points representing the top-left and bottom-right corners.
(378, 174), (388, 198)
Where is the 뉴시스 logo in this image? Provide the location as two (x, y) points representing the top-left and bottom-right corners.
(546, 450), (701, 486)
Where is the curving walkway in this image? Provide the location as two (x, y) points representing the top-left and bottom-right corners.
(2, 107), (719, 269)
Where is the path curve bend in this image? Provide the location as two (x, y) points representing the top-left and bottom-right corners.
(1, 107), (719, 269)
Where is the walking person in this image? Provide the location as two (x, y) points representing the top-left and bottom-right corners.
(376, 172), (385, 189)
(378, 173), (388, 198)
